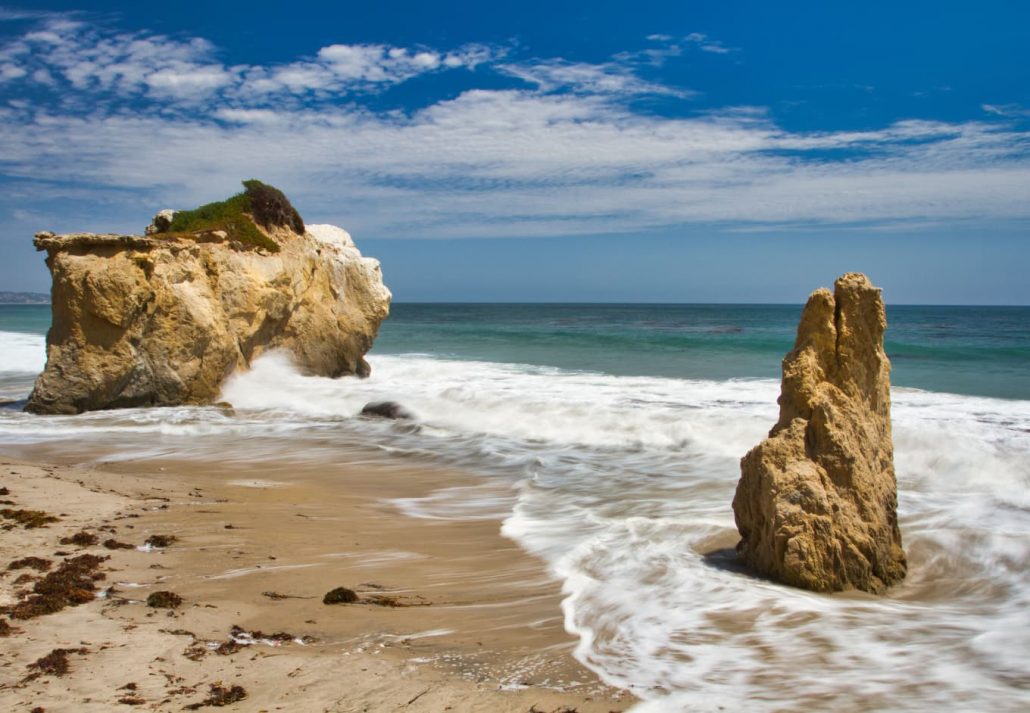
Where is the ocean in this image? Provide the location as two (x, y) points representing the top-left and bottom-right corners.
(1, 302), (1029, 711)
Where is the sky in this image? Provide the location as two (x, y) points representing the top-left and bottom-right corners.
(0, 1), (1028, 303)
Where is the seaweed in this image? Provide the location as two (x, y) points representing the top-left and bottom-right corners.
(25, 647), (89, 678)
(322, 586), (358, 604)
(7, 556), (51, 571)
(213, 641), (243, 656)
(146, 591), (183, 609)
(103, 538), (135, 550)
(185, 684), (247, 709)
(60, 530), (99, 547)
(8, 554), (108, 620)
(1, 508), (58, 528)
(144, 534), (177, 548)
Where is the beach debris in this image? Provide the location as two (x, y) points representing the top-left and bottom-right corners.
(143, 534), (177, 548)
(7, 556), (52, 571)
(359, 400), (414, 420)
(25, 647), (89, 679)
(185, 683), (247, 709)
(227, 624), (315, 646)
(733, 273), (907, 593)
(6, 554), (108, 619)
(60, 530), (99, 547)
(117, 693), (147, 706)
(1, 508), (59, 529)
(323, 586), (358, 604)
(103, 538), (135, 550)
(146, 591), (183, 609)
(213, 641), (243, 656)
(261, 590), (312, 600)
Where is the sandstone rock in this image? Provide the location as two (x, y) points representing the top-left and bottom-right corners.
(26, 183), (391, 414)
(732, 273), (906, 593)
(359, 401), (414, 420)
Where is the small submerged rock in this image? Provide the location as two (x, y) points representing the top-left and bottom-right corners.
(359, 401), (414, 420)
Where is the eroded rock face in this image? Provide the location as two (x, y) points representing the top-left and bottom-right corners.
(732, 273), (906, 593)
(27, 221), (390, 415)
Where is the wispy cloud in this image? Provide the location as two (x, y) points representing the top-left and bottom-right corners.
(983, 103), (1030, 118)
(684, 32), (734, 55)
(497, 58), (693, 97)
(0, 14), (1027, 241)
(0, 15), (497, 104)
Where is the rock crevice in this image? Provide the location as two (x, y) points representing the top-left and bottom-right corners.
(732, 272), (906, 593)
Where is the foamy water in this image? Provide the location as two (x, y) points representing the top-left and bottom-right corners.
(1, 334), (1028, 710)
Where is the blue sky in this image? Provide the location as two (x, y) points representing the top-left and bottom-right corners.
(0, 1), (1028, 303)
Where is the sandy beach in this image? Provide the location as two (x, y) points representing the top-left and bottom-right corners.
(0, 455), (633, 712)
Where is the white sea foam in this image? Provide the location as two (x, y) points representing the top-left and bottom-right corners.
(0, 331), (45, 374)
(0, 351), (1028, 709)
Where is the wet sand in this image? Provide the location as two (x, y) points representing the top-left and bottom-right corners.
(0, 456), (633, 712)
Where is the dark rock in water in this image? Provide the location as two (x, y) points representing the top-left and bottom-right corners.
(359, 401), (413, 420)
(323, 586), (358, 605)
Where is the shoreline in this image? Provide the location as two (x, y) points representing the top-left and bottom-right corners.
(0, 455), (633, 712)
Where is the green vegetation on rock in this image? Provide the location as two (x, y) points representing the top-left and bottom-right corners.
(163, 180), (305, 253)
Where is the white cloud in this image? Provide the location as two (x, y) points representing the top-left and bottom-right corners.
(0, 15), (1027, 242)
(498, 59), (692, 97)
(0, 17), (498, 102)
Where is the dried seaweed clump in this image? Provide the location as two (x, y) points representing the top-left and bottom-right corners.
(103, 538), (135, 550)
(7, 556), (51, 571)
(186, 684), (248, 709)
(146, 591), (183, 609)
(1, 508), (59, 529)
(25, 647), (89, 679)
(59, 530), (99, 547)
(6, 554), (107, 620)
(322, 586), (358, 604)
(144, 534), (178, 548)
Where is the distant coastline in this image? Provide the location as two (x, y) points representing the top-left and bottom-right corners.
(0, 291), (49, 304)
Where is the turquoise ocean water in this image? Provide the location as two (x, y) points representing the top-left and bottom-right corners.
(1, 302), (1028, 711)
(4, 302), (1029, 398)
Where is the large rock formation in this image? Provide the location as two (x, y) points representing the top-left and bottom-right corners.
(732, 273), (906, 593)
(26, 181), (391, 414)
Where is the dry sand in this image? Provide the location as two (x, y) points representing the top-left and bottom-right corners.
(0, 456), (634, 712)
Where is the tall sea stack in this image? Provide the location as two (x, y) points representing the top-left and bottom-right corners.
(732, 272), (906, 593)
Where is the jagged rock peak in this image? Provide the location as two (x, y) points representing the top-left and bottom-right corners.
(732, 272), (906, 594)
